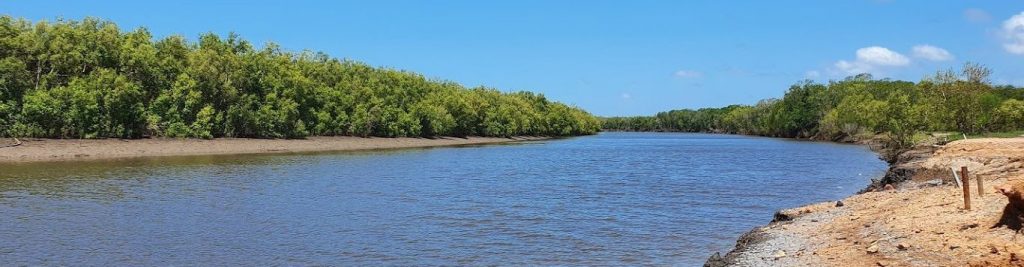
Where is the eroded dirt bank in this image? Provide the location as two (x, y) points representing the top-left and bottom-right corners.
(707, 138), (1024, 267)
(0, 136), (549, 163)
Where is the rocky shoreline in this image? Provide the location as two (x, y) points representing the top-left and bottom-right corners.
(705, 137), (1024, 266)
(704, 139), (915, 267)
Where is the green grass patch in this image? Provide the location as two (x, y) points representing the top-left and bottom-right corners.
(968, 130), (1024, 138)
(936, 130), (1024, 142)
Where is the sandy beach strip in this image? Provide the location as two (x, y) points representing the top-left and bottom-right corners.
(0, 136), (550, 163)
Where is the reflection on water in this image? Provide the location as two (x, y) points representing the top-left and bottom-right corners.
(0, 133), (887, 265)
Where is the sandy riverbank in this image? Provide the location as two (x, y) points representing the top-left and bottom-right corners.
(707, 138), (1024, 267)
(0, 136), (550, 163)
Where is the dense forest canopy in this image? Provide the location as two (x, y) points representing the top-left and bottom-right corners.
(0, 16), (601, 139)
(603, 64), (1024, 148)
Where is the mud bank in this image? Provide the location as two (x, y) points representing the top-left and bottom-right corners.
(0, 136), (550, 163)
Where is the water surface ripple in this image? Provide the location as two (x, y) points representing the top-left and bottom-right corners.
(0, 132), (887, 265)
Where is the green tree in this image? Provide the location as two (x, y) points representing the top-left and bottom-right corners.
(995, 99), (1024, 131)
(0, 16), (600, 139)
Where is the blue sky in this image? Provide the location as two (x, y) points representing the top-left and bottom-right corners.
(2, 1), (1023, 116)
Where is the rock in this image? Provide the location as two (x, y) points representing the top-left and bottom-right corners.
(884, 184), (895, 191)
(876, 260), (892, 267)
(836, 200), (845, 207)
(920, 179), (943, 188)
(772, 210), (794, 222)
(897, 243), (910, 250)
(950, 244), (961, 250)
(772, 250), (786, 259)
(703, 252), (726, 267)
(959, 223), (979, 230)
(867, 244), (879, 254)
(990, 246), (999, 254)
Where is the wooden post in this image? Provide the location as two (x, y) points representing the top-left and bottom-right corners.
(961, 167), (971, 210)
(976, 173), (983, 197)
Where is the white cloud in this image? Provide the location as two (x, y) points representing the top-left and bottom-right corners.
(855, 46), (910, 66)
(804, 70), (820, 79)
(963, 8), (992, 23)
(673, 70), (703, 78)
(911, 45), (954, 61)
(832, 46), (909, 75)
(1003, 11), (1024, 55)
(620, 93), (632, 99)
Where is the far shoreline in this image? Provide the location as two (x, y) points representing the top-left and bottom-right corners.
(0, 136), (551, 163)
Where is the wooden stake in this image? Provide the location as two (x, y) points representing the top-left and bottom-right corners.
(961, 167), (971, 210)
(950, 167), (962, 188)
(976, 173), (983, 197)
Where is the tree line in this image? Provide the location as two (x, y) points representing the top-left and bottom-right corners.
(603, 63), (1024, 148)
(0, 16), (600, 139)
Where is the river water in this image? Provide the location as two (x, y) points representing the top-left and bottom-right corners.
(0, 132), (887, 266)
